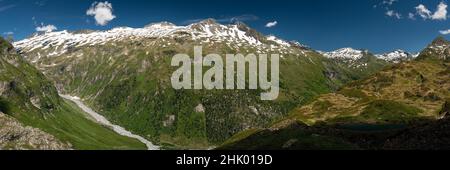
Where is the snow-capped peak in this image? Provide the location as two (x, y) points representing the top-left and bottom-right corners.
(424, 37), (450, 59)
(266, 35), (291, 47)
(322, 48), (364, 60)
(13, 20), (310, 59)
(375, 49), (415, 63)
(289, 41), (308, 49)
(144, 21), (177, 28)
(14, 20), (263, 53)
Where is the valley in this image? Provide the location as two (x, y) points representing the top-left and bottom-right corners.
(13, 20), (384, 149)
(1, 19), (448, 150)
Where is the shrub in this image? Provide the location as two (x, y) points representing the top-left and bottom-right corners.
(338, 89), (368, 99)
(0, 97), (12, 115)
(361, 100), (423, 122)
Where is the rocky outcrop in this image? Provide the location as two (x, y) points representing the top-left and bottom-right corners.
(417, 37), (450, 61)
(195, 104), (205, 113)
(0, 112), (72, 150)
(439, 100), (450, 119)
(0, 38), (14, 54)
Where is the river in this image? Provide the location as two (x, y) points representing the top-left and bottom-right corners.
(60, 94), (159, 150)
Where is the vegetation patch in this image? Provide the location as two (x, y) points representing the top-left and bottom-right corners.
(360, 100), (423, 122)
(338, 88), (368, 99)
(0, 97), (12, 115)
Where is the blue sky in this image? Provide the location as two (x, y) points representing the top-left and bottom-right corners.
(1, 0), (450, 53)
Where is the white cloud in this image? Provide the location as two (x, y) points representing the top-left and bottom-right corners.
(86, 1), (116, 26)
(265, 21), (278, 28)
(432, 2), (447, 20)
(415, 4), (432, 19)
(415, 2), (448, 20)
(386, 10), (402, 19)
(439, 29), (450, 35)
(36, 24), (57, 32)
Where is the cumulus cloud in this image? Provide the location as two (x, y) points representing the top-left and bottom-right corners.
(86, 1), (116, 26)
(36, 24), (57, 32)
(415, 2), (447, 20)
(432, 2), (448, 20)
(265, 21), (278, 28)
(439, 29), (450, 35)
(386, 10), (402, 19)
(415, 4), (432, 19)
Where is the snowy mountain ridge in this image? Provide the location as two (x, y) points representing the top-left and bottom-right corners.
(321, 48), (365, 60)
(14, 19), (305, 56)
(375, 50), (417, 63)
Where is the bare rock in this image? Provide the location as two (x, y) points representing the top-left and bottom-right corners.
(195, 104), (205, 113)
(0, 112), (72, 150)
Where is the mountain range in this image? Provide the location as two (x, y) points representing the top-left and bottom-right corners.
(220, 37), (450, 150)
(1, 19), (448, 150)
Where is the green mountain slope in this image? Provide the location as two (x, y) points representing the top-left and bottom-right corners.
(219, 37), (450, 150)
(13, 20), (389, 149)
(0, 112), (70, 150)
(0, 37), (146, 150)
